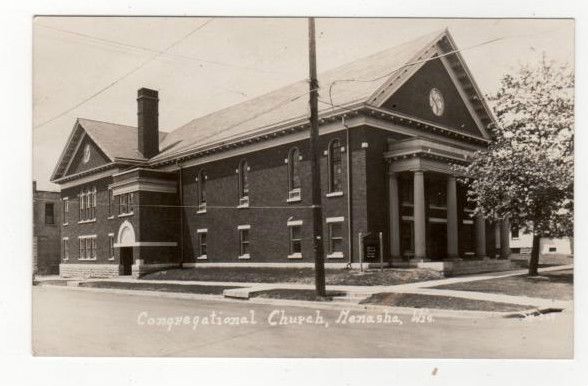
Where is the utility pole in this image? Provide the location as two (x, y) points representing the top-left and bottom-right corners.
(308, 17), (326, 297)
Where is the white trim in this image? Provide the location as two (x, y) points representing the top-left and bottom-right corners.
(111, 177), (177, 195)
(361, 142), (369, 148)
(237, 224), (251, 230)
(286, 197), (302, 203)
(326, 216), (344, 223)
(63, 131), (87, 176)
(55, 168), (119, 189)
(437, 48), (491, 140)
(196, 255), (208, 260)
(113, 241), (178, 248)
(157, 116), (366, 171)
(118, 212), (134, 218)
(287, 219), (303, 226)
(463, 219), (474, 225)
(107, 215), (115, 220)
(326, 191), (344, 198)
(287, 253), (303, 259)
(238, 254), (251, 260)
(327, 252), (344, 259)
(429, 217), (448, 224)
(77, 234), (97, 239)
(237, 203), (250, 209)
(62, 237), (69, 240)
(183, 262), (352, 268)
(429, 205), (448, 210)
(107, 233), (114, 237)
(77, 219), (96, 224)
(197, 228), (208, 233)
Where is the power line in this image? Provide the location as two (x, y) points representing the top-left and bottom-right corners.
(33, 18), (214, 130)
(35, 23), (289, 76)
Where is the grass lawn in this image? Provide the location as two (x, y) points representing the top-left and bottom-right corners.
(360, 293), (535, 312)
(432, 269), (573, 301)
(141, 267), (444, 286)
(78, 281), (241, 295)
(249, 289), (347, 302)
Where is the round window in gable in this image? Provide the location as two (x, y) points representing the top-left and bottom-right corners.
(83, 144), (91, 164)
(429, 88), (445, 117)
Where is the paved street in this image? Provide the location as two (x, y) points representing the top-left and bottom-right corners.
(32, 286), (573, 358)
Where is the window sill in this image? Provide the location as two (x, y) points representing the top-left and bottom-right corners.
(326, 191), (343, 198)
(62, 223), (69, 226)
(429, 205), (447, 210)
(196, 209), (207, 214)
(326, 252), (344, 259)
(286, 197), (302, 203)
(107, 215), (115, 220)
(118, 212), (134, 218)
(237, 204), (249, 209)
(196, 255), (208, 260)
(77, 258), (97, 261)
(77, 219), (96, 224)
(287, 253), (303, 259)
(238, 254), (251, 260)
(108, 257), (115, 261)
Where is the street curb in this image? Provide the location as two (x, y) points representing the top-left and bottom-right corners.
(36, 282), (531, 319)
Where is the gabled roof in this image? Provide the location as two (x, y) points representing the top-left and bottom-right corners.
(51, 27), (496, 182)
(152, 30), (449, 162)
(50, 118), (168, 181)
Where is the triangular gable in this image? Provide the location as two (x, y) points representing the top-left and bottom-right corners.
(368, 29), (494, 140)
(50, 120), (114, 182)
(64, 133), (111, 176)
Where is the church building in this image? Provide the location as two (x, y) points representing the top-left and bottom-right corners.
(51, 29), (513, 278)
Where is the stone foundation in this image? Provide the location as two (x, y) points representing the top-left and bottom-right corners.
(60, 263), (120, 278)
(412, 259), (514, 276)
(131, 260), (179, 277)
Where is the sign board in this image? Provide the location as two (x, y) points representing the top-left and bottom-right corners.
(362, 233), (380, 261)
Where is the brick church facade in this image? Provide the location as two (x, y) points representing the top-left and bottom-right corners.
(51, 29), (512, 278)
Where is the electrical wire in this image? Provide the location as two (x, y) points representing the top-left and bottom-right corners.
(33, 18), (214, 130)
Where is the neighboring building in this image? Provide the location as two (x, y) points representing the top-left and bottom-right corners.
(509, 224), (573, 256)
(50, 29), (514, 278)
(33, 181), (61, 275)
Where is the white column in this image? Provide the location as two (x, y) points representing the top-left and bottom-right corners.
(413, 171), (426, 260)
(446, 175), (459, 259)
(388, 171), (401, 259)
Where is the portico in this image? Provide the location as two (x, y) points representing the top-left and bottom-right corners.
(385, 138), (510, 272)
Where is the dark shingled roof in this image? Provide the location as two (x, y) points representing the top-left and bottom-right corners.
(78, 118), (168, 161)
(151, 29), (446, 162)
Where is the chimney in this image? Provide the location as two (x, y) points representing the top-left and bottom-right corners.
(137, 87), (159, 158)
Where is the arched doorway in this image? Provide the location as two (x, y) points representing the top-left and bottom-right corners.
(116, 220), (136, 275)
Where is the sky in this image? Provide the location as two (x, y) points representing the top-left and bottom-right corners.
(32, 17), (574, 191)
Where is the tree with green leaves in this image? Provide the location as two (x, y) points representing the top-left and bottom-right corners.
(459, 56), (574, 276)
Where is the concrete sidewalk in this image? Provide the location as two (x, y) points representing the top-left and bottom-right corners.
(36, 264), (572, 310)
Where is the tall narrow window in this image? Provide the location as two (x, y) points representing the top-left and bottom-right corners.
(328, 139), (343, 193)
(45, 203), (54, 225)
(197, 170), (207, 212)
(199, 232), (207, 258)
(62, 198), (69, 225)
(79, 238), (84, 260)
(79, 192), (85, 221)
(238, 160), (250, 207)
(289, 224), (302, 257)
(107, 189), (113, 217)
(91, 237), (97, 260)
(287, 147), (301, 201)
(327, 219), (344, 258)
(108, 234), (115, 260)
(511, 224), (520, 239)
(238, 226), (250, 258)
(62, 238), (69, 260)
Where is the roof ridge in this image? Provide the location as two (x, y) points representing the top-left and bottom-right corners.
(170, 28), (446, 136)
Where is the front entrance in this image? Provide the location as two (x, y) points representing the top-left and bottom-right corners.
(120, 247), (133, 276)
(428, 222), (447, 260)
